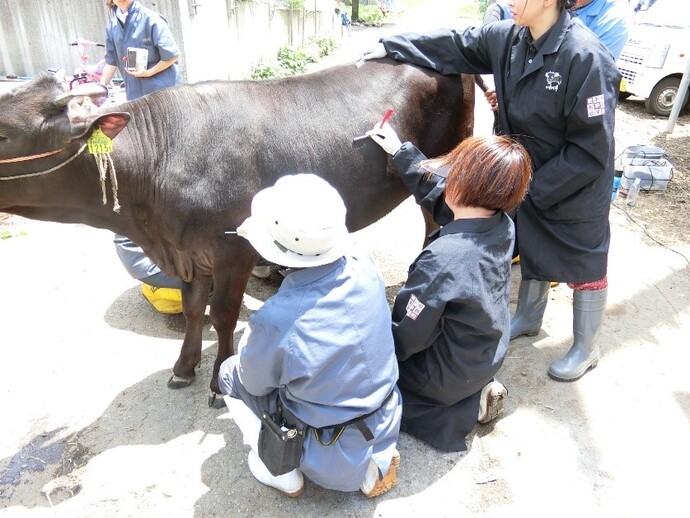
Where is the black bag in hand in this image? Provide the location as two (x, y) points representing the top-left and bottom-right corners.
(258, 406), (306, 476)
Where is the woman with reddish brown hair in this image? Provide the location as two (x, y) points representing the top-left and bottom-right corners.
(369, 125), (531, 452)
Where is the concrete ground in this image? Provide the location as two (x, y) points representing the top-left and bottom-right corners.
(1, 164), (689, 518)
(1, 2), (689, 517)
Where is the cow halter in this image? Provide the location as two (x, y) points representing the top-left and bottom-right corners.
(0, 144), (87, 180)
(0, 142), (120, 213)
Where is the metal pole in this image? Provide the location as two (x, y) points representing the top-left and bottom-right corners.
(664, 53), (690, 133)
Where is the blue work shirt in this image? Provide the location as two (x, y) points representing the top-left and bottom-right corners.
(237, 255), (401, 491)
(104, 0), (181, 100)
(570, 0), (630, 60)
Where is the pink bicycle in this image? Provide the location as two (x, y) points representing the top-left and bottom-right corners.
(68, 40), (106, 90)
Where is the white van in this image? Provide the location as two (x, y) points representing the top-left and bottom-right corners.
(617, 0), (690, 116)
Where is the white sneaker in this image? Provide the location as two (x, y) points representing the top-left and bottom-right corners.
(247, 450), (304, 497)
(477, 380), (507, 424)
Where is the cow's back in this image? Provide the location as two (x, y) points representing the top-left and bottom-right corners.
(118, 59), (473, 235)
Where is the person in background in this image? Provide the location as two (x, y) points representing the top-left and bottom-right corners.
(367, 126), (532, 452)
(101, 0), (180, 101)
(483, 0), (512, 25)
(336, 1), (352, 36)
(218, 174), (402, 498)
(364, 0), (621, 383)
(100, 0), (184, 313)
(569, 0), (630, 61)
(481, 1), (513, 123)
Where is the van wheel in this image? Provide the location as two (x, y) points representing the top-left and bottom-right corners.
(645, 77), (689, 117)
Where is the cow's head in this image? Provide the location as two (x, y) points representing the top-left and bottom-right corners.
(0, 75), (130, 162)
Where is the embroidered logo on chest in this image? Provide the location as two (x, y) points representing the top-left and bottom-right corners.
(586, 94), (606, 117)
(405, 294), (426, 321)
(545, 71), (563, 92)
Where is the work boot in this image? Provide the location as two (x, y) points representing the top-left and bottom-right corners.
(251, 265), (272, 279)
(360, 449), (401, 498)
(548, 288), (607, 382)
(140, 284), (183, 314)
(510, 280), (550, 340)
(477, 380), (508, 424)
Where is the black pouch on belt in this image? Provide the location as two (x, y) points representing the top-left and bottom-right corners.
(258, 405), (306, 476)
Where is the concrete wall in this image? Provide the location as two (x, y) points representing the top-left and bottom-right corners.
(0, 0), (338, 83)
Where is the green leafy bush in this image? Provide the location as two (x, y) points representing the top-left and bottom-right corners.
(251, 61), (285, 80)
(310, 35), (337, 58)
(251, 36), (338, 80)
(358, 5), (384, 24)
(277, 46), (309, 75)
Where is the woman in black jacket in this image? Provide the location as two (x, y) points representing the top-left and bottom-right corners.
(367, 128), (532, 452)
(364, 0), (621, 382)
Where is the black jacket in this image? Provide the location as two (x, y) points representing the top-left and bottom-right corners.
(383, 11), (621, 283)
(391, 143), (513, 452)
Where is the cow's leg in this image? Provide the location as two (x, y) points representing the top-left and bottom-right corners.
(421, 207), (440, 247)
(207, 243), (258, 404)
(168, 275), (213, 389)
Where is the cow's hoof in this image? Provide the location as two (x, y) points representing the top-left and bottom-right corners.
(208, 392), (226, 409)
(168, 374), (194, 389)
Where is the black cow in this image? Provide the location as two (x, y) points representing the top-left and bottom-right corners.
(0, 60), (474, 401)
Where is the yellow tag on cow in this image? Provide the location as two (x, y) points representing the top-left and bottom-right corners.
(87, 127), (113, 155)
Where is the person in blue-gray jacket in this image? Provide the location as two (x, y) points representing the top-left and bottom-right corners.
(100, 0), (183, 312)
(569, 0), (630, 60)
(100, 0), (180, 101)
(218, 174), (402, 498)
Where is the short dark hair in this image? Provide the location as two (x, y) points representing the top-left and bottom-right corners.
(430, 136), (532, 213)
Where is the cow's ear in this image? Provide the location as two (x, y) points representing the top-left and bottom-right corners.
(70, 112), (130, 140)
(93, 113), (130, 139)
(54, 83), (109, 108)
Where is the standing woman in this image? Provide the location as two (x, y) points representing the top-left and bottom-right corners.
(364, 0), (621, 382)
(100, 0), (183, 312)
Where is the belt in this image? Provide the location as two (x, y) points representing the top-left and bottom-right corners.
(312, 390), (395, 446)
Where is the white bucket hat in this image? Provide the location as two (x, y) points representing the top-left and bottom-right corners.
(237, 174), (349, 268)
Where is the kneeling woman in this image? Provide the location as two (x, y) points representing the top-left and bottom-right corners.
(369, 126), (531, 452)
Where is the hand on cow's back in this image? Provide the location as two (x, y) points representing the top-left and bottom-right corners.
(363, 43), (387, 61)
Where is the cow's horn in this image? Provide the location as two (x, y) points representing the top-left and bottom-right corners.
(54, 83), (109, 107)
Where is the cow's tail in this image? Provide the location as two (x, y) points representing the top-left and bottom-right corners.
(474, 74), (489, 93)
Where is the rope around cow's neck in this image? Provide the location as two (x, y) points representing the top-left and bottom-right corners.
(0, 144), (87, 180)
(0, 144), (121, 213)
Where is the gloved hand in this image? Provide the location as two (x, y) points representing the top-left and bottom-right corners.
(362, 43), (387, 61)
(367, 122), (403, 155)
